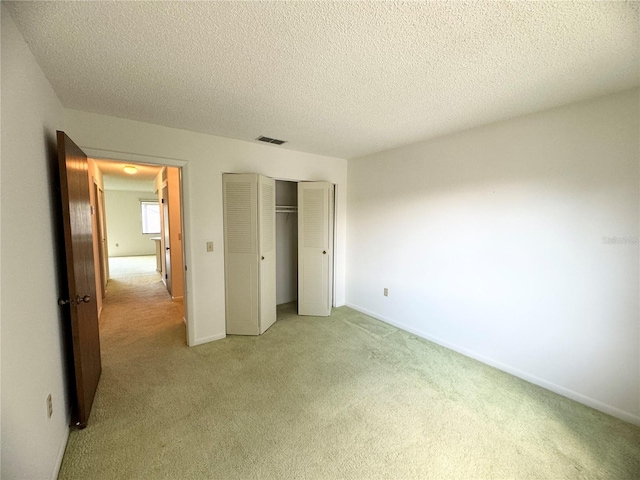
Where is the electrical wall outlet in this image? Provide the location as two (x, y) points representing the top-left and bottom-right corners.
(384, 288), (388, 297)
(206, 241), (214, 252)
(47, 394), (53, 419)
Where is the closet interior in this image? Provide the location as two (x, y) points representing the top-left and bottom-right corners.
(275, 180), (298, 307)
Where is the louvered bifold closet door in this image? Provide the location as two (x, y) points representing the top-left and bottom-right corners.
(223, 174), (259, 335)
(258, 175), (277, 333)
(298, 182), (334, 316)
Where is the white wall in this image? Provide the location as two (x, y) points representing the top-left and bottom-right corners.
(1, 6), (70, 479)
(105, 190), (158, 257)
(64, 110), (348, 346)
(276, 181), (298, 305)
(347, 89), (640, 424)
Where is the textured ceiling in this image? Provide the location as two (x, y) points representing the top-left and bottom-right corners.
(6, 1), (639, 159)
(94, 159), (161, 192)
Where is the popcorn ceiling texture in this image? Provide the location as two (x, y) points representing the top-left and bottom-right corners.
(6, 1), (639, 159)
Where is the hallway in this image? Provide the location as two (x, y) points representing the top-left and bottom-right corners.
(101, 255), (184, 339)
(58, 255), (187, 477)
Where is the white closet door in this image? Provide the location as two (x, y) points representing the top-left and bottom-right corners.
(298, 182), (334, 316)
(223, 174), (259, 335)
(258, 175), (277, 333)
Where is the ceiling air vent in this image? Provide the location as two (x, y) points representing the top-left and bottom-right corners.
(256, 136), (287, 145)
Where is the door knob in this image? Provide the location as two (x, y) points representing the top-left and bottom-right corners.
(76, 294), (90, 304)
(261, 256), (265, 260)
(58, 295), (90, 306)
(323, 251), (327, 254)
(166, 247), (170, 250)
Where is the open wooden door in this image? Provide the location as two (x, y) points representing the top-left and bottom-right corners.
(298, 182), (334, 316)
(56, 131), (102, 428)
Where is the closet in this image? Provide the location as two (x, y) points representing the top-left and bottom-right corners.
(223, 174), (276, 335)
(223, 174), (334, 335)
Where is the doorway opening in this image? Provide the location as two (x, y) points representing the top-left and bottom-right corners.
(88, 158), (187, 342)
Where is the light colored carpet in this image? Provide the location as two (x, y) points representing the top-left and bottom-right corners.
(58, 271), (640, 479)
(108, 255), (158, 277)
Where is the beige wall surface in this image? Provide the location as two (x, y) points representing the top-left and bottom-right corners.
(105, 189), (159, 257)
(347, 89), (640, 425)
(1, 6), (70, 479)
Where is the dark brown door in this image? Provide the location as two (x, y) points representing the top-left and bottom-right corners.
(57, 131), (102, 428)
(162, 184), (172, 294)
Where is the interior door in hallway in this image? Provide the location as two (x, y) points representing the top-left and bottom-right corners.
(298, 182), (334, 316)
(56, 131), (102, 428)
(97, 186), (109, 289)
(162, 183), (172, 294)
(93, 182), (106, 299)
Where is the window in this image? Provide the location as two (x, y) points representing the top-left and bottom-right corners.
(141, 201), (161, 234)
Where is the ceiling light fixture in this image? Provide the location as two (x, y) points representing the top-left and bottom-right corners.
(123, 165), (137, 175)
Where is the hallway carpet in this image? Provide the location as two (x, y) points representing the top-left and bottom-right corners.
(108, 255), (158, 277)
(58, 273), (640, 478)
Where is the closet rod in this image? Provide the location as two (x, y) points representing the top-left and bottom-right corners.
(276, 205), (298, 213)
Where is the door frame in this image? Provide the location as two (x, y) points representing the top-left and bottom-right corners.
(270, 175), (338, 309)
(81, 148), (193, 345)
(92, 180), (107, 301)
(331, 184), (338, 308)
(97, 184), (110, 290)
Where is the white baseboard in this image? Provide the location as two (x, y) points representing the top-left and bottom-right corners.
(346, 302), (640, 427)
(190, 332), (226, 346)
(51, 423), (70, 480)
